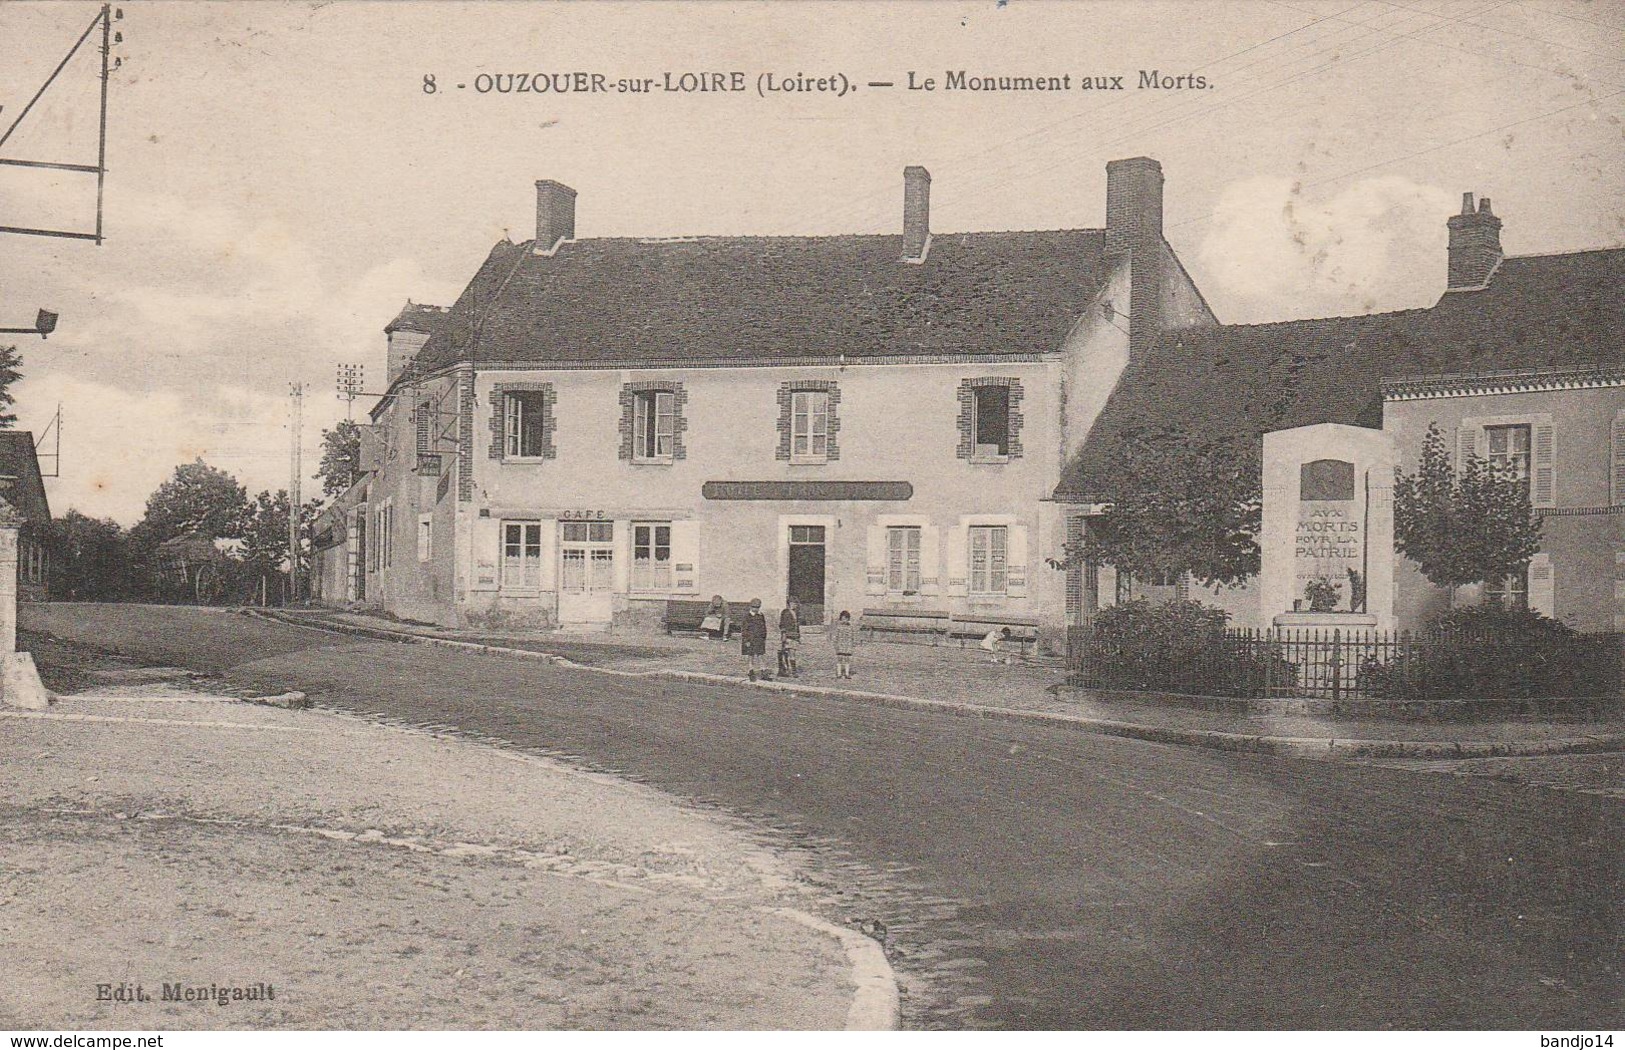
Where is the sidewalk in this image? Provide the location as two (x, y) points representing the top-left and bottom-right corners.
(262, 607), (1625, 763)
(0, 656), (891, 1029)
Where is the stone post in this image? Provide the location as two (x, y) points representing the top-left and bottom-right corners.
(0, 497), (51, 709)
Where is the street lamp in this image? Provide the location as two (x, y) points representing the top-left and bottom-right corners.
(0, 309), (59, 339)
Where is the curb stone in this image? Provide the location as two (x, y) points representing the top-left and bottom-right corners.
(236, 608), (1625, 762)
(769, 907), (900, 1031)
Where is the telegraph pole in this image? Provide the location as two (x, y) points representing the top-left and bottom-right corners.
(288, 382), (303, 604)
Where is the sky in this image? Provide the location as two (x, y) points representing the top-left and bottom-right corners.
(0, 0), (1620, 525)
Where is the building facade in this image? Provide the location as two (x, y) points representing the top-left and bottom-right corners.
(0, 432), (52, 602)
(320, 158), (1217, 642)
(1059, 191), (1623, 633)
(1383, 364), (1625, 631)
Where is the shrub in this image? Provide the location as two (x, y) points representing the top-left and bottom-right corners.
(1359, 607), (1616, 701)
(1081, 599), (1294, 696)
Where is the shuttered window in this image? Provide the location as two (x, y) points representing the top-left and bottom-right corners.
(632, 522), (673, 591)
(968, 526), (1008, 595)
(502, 522), (542, 589)
(886, 527), (922, 595)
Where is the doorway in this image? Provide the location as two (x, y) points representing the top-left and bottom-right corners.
(787, 524), (826, 625)
(558, 520), (614, 624)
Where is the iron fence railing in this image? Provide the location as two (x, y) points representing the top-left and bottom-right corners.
(1066, 624), (1623, 703)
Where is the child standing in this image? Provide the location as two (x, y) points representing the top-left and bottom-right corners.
(832, 610), (858, 680)
(778, 600), (802, 678)
(741, 598), (768, 681)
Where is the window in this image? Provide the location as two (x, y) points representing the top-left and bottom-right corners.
(633, 390), (676, 461)
(502, 522), (542, 588)
(561, 521), (613, 544)
(972, 385), (1010, 458)
(504, 391), (550, 458)
(790, 390), (830, 462)
(1485, 424), (1531, 493)
(1485, 565), (1529, 610)
(968, 525), (1008, 595)
(418, 516), (433, 563)
(632, 522), (673, 591)
(886, 526), (921, 595)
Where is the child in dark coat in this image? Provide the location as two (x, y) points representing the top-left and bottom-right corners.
(778, 600), (802, 678)
(741, 598), (769, 681)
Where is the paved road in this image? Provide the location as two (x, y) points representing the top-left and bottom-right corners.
(23, 605), (1623, 1029)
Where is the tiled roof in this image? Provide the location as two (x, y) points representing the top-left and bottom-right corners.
(384, 301), (451, 335)
(0, 431), (50, 525)
(411, 230), (1110, 372)
(1056, 247), (1625, 501)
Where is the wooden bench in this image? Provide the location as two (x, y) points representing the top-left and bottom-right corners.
(664, 598), (747, 638)
(946, 613), (1043, 657)
(858, 607), (951, 644)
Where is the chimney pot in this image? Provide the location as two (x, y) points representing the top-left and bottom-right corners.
(1446, 189), (1504, 290)
(534, 179), (577, 255)
(902, 165), (931, 262)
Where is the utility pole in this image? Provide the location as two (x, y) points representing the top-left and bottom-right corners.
(288, 382), (303, 604)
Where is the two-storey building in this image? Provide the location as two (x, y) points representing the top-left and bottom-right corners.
(328, 158), (1216, 640)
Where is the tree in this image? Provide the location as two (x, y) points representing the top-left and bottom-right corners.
(129, 459), (249, 552)
(1066, 426), (1263, 588)
(239, 489), (321, 602)
(1393, 422), (1541, 590)
(316, 420), (363, 497)
(0, 345), (22, 428)
(45, 509), (132, 600)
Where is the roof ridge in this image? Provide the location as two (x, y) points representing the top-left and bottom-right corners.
(1502, 244), (1625, 262)
(543, 228), (1106, 245)
(1164, 306), (1431, 337)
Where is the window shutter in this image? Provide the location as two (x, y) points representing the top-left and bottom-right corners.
(536, 519), (558, 591)
(1006, 524), (1029, 597)
(1456, 425), (1479, 474)
(1612, 411), (1625, 506)
(919, 525), (941, 596)
(470, 516), (500, 591)
(865, 526), (886, 596)
(945, 525), (969, 597)
(1528, 553), (1554, 618)
(1531, 422), (1555, 508)
(670, 520), (699, 593)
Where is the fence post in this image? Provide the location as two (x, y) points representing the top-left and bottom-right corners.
(1330, 628), (1342, 704)
(1263, 627), (1274, 697)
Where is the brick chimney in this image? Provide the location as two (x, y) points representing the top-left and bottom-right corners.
(902, 165), (931, 263)
(1105, 156), (1164, 258)
(1446, 192), (1503, 290)
(534, 179), (577, 256)
(1104, 157), (1165, 357)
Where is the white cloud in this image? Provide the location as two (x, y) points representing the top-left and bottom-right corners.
(18, 372), (310, 527)
(1197, 176), (1459, 322)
